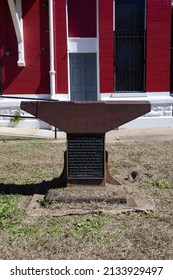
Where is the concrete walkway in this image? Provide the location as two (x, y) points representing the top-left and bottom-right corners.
(0, 127), (65, 140)
(0, 126), (173, 142)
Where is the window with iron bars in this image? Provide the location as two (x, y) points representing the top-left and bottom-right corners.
(114, 0), (145, 92)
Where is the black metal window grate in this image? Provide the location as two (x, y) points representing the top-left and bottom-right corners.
(114, 0), (145, 92)
(114, 30), (145, 92)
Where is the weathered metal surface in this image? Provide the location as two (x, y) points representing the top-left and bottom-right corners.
(21, 100), (151, 188)
(21, 101), (151, 133)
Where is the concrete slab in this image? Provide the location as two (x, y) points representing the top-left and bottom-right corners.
(25, 184), (155, 217)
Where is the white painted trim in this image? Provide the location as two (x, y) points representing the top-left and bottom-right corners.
(101, 92), (173, 104)
(68, 38), (97, 53)
(110, 92), (148, 98)
(113, 0), (115, 31)
(66, 0), (71, 100)
(67, 0), (99, 101)
(2, 92), (172, 103)
(16, 0), (25, 67)
(0, 94), (49, 100)
(55, 94), (69, 101)
(7, 0), (22, 42)
(0, 93), (69, 100)
(48, 0), (56, 99)
(7, 0), (25, 67)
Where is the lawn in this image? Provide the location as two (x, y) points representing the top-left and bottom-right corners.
(0, 138), (173, 259)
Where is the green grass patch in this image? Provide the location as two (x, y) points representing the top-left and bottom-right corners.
(111, 169), (120, 176)
(0, 195), (38, 237)
(129, 154), (141, 163)
(151, 179), (171, 189)
(71, 214), (108, 238)
(0, 194), (22, 233)
(144, 213), (161, 220)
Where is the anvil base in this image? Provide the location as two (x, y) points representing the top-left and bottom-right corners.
(54, 151), (121, 188)
(43, 185), (139, 217)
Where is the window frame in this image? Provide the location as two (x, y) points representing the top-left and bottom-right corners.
(113, 0), (146, 93)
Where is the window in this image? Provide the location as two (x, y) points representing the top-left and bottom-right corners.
(114, 0), (145, 92)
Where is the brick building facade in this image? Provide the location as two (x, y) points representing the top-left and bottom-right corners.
(0, 0), (173, 128)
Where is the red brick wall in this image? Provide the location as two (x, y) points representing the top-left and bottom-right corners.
(68, 0), (96, 37)
(1, 0), (171, 96)
(54, 0), (68, 94)
(146, 0), (171, 92)
(0, 0), (50, 94)
(99, 0), (114, 93)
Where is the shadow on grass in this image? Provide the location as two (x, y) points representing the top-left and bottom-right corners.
(0, 177), (66, 196)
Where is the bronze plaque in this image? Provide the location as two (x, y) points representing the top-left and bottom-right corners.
(67, 134), (105, 179)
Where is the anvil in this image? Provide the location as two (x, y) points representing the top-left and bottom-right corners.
(21, 101), (151, 133)
(21, 101), (151, 187)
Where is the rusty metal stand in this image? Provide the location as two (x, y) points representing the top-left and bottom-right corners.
(50, 150), (121, 188)
(20, 101), (151, 191)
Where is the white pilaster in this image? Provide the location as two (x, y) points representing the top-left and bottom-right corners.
(7, 0), (25, 66)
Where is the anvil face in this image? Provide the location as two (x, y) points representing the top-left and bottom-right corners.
(21, 101), (151, 133)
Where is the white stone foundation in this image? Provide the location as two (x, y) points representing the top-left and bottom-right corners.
(0, 92), (173, 129)
(101, 92), (173, 129)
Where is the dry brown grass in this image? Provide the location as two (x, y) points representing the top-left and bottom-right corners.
(0, 138), (173, 260)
